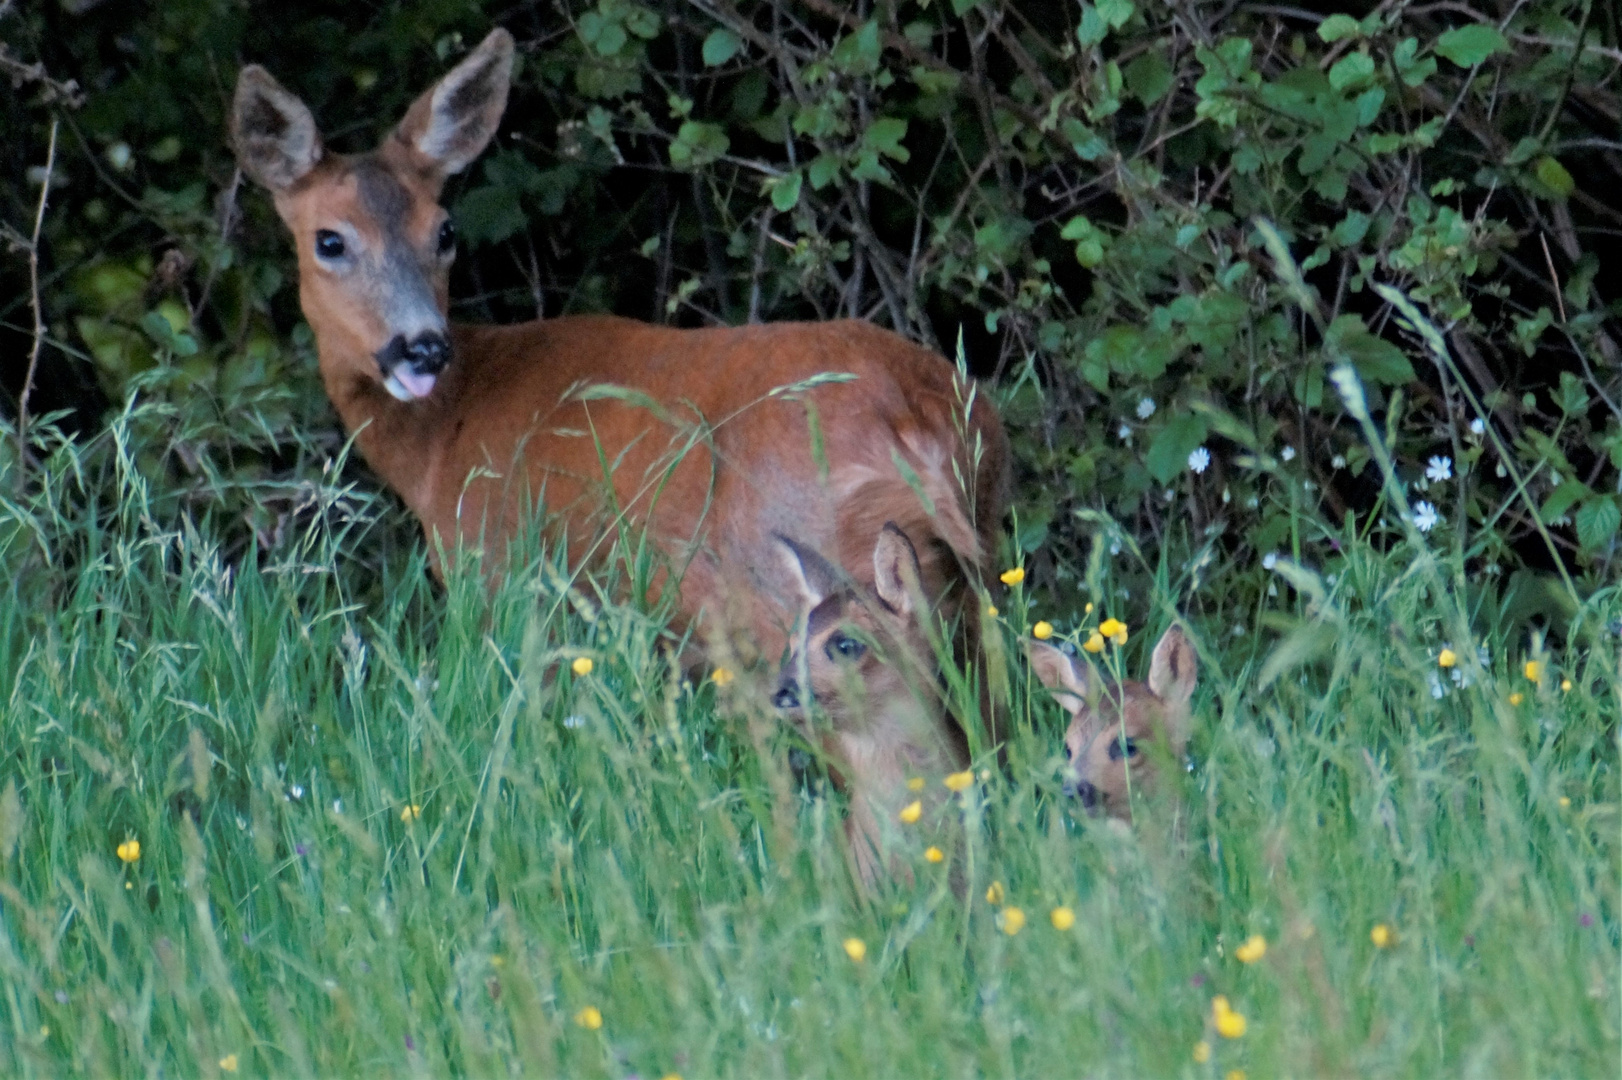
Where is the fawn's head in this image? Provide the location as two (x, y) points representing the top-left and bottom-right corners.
(1026, 626), (1196, 818)
(231, 29), (513, 401)
(772, 524), (943, 739)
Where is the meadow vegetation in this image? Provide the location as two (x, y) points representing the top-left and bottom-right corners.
(2, 0), (1619, 1075)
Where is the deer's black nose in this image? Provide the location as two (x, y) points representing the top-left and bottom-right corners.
(772, 682), (801, 710)
(1065, 779), (1100, 810)
(404, 332), (450, 372)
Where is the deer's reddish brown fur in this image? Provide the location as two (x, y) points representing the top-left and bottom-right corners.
(231, 30), (1009, 854)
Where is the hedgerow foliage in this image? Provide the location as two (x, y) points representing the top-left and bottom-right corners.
(3, 0), (1619, 611)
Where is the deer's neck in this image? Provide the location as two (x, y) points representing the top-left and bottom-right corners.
(318, 327), (474, 516)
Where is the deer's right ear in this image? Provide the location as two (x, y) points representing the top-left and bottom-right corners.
(231, 66), (322, 191)
(776, 534), (843, 609)
(394, 28), (514, 178)
(1025, 639), (1089, 715)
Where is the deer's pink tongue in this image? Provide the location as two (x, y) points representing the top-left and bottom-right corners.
(388, 368), (438, 399)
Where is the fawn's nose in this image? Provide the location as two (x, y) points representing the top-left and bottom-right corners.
(1064, 779), (1100, 810)
(772, 681), (801, 710)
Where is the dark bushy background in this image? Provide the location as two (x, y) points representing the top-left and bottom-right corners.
(3, 0), (1619, 630)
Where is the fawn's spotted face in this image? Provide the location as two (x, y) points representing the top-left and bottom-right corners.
(1027, 626), (1196, 818)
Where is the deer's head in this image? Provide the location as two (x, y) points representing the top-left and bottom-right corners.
(231, 29), (513, 401)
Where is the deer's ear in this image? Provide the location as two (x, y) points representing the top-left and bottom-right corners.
(232, 65), (322, 191)
(393, 28), (513, 178)
(776, 534), (843, 609)
(1025, 639), (1089, 715)
(872, 523), (923, 617)
(1147, 625), (1198, 709)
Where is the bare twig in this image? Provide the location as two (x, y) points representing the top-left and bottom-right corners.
(14, 118), (57, 491)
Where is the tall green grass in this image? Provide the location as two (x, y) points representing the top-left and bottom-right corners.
(0, 413), (1616, 1078)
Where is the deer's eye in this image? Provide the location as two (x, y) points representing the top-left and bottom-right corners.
(825, 632), (866, 662)
(315, 230), (346, 259)
(1107, 737), (1139, 762)
(437, 220), (456, 254)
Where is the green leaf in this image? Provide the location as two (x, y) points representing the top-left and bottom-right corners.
(808, 154), (841, 190)
(1145, 414), (1209, 484)
(1316, 15), (1361, 43)
(701, 28), (741, 67)
(770, 171), (802, 212)
(1540, 479), (1590, 523)
(1076, 4), (1108, 47)
(1328, 51), (1374, 90)
(668, 121), (730, 170)
(832, 20), (882, 74)
(1123, 49), (1173, 104)
(453, 185), (528, 246)
(862, 117), (910, 161)
(1096, 0), (1134, 29)
(1534, 156), (1574, 199)
(1434, 24), (1509, 68)
(1060, 215), (1109, 267)
(1576, 496), (1621, 551)
(1326, 315), (1417, 386)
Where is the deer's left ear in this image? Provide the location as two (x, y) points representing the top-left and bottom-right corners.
(1147, 625), (1197, 709)
(776, 534), (843, 609)
(872, 522), (923, 617)
(393, 28), (514, 177)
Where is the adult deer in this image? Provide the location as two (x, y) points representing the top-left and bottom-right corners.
(230, 29), (1008, 769)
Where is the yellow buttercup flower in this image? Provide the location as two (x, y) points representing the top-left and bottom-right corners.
(924, 846), (944, 863)
(1561, 678), (1572, 692)
(219, 1055), (239, 1073)
(943, 770), (974, 792)
(1509, 692), (1525, 706)
(843, 937), (867, 963)
(1098, 617), (1127, 639)
(571, 656), (593, 676)
(907, 777), (925, 792)
(1226, 1071), (1247, 1080)
(985, 880), (1005, 904)
(999, 906), (1026, 935)
(1083, 632), (1105, 653)
(711, 667), (735, 687)
(1235, 934), (1267, 963)
(1050, 906), (1075, 930)
(1032, 621), (1054, 640)
(986, 604), (999, 617)
(1370, 923), (1394, 948)
(116, 840), (140, 864)
(999, 567), (1025, 586)
(898, 800), (922, 824)
(1192, 1040), (1211, 1063)
(1437, 648), (1457, 668)
(1212, 996), (1247, 1038)
(400, 804), (421, 822)
(1084, 602), (1095, 614)
(574, 1006), (602, 1030)
(1558, 796), (1571, 808)
(1524, 660), (1543, 682)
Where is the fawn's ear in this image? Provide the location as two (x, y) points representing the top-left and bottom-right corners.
(392, 28), (514, 179)
(232, 65), (322, 191)
(1025, 639), (1090, 715)
(872, 522), (923, 617)
(1148, 625), (1198, 710)
(776, 534), (844, 610)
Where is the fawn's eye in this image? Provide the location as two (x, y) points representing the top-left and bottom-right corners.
(1107, 737), (1139, 762)
(826, 632), (866, 662)
(314, 230), (346, 259)
(437, 220), (456, 254)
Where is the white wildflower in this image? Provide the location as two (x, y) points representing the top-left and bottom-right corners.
(1188, 446), (1211, 474)
(1413, 501), (1439, 532)
(1281, 445), (1296, 462)
(1221, 487), (1232, 504)
(1117, 423), (1133, 442)
(1262, 552), (1278, 570)
(1428, 671), (1446, 700)
(563, 715), (586, 729)
(289, 784), (304, 801)
(1136, 397), (1156, 419)
(1331, 454), (1346, 469)
(1469, 418), (1485, 435)
(1426, 456), (1453, 483)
